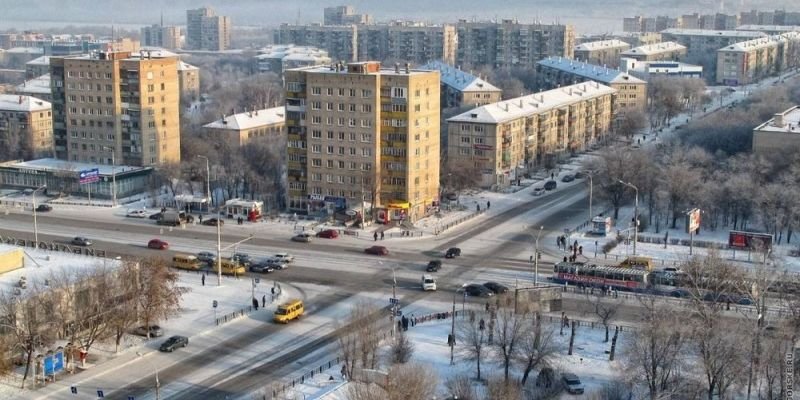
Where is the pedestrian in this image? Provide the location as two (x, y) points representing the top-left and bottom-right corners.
(476, 204), (480, 212)
(262, 294), (266, 308)
(199, 214), (203, 224)
(579, 245), (583, 255)
(380, 231), (384, 240)
(341, 364), (347, 380)
(410, 314), (415, 327)
(252, 298), (259, 310)
(485, 302), (490, 312)
(551, 172), (555, 180)
(373, 232), (378, 241)
(479, 319), (485, 330)
(556, 237), (561, 248)
(486, 201), (491, 210)
(563, 256), (568, 262)
(201, 273), (205, 286)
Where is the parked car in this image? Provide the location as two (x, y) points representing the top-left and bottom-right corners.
(35, 204), (52, 212)
(463, 284), (494, 297)
(483, 282), (509, 294)
(445, 247), (461, 259)
(249, 262), (276, 273)
(133, 325), (164, 338)
(292, 233), (313, 243)
(544, 180), (557, 190)
(196, 251), (216, 263)
(127, 209), (147, 218)
(71, 237), (92, 246)
(149, 212), (163, 220)
(147, 239), (169, 250)
(202, 218), (224, 226)
(159, 335), (189, 352)
(562, 373), (585, 394)
(561, 174), (575, 183)
(532, 187), (545, 196)
(232, 253), (253, 267)
(365, 246), (389, 256)
(426, 260), (442, 272)
(269, 253), (295, 263)
(316, 229), (339, 239)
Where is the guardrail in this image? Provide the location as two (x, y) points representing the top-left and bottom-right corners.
(433, 208), (486, 235)
(215, 305), (254, 326)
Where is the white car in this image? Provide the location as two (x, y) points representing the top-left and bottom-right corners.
(422, 275), (437, 291)
(269, 253), (295, 263)
(126, 209), (147, 218)
(532, 187), (545, 196)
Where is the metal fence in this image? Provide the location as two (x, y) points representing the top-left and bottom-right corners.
(434, 209), (486, 235)
(215, 305), (254, 326)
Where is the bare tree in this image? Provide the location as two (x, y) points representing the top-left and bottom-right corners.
(345, 381), (387, 400)
(134, 258), (187, 339)
(517, 313), (558, 386)
(616, 110), (647, 140)
(0, 285), (55, 389)
(107, 261), (139, 353)
(583, 147), (637, 220)
(384, 363), (439, 400)
(390, 328), (414, 364)
(588, 294), (617, 343)
(492, 308), (527, 382)
(446, 374), (478, 400)
(338, 300), (382, 379)
(486, 375), (523, 400)
(457, 312), (489, 381)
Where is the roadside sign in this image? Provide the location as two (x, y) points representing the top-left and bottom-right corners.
(79, 168), (100, 184)
(97, 390), (104, 398)
(70, 386), (77, 394)
(212, 300), (218, 308)
(389, 297), (399, 305)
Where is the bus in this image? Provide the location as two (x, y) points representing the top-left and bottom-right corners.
(552, 262), (649, 291)
(213, 258), (246, 276)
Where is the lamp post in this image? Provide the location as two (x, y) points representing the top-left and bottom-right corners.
(103, 147), (117, 207)
(616, 179), (639, 256)
(196, 155), (211, 212)
(450, 289), (456, 365)
(135, 352), (160, 400)
(32, 184), (47, 243)
(533, 225), (544, 286)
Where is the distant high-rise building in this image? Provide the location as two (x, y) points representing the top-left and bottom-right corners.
(276, 24), (358, 62)
(49, 51), (181, 166)
(186, 7), (231, 51)
(141, 24), (181, 49)
(324, 5), (372, 25)
(455, 20), (574, 69)
(357, 23), (457, 65)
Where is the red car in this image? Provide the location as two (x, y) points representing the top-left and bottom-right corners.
(316, 229), (339, 239)
(148, 239), (169, 250)
(365, 246), (389, 256)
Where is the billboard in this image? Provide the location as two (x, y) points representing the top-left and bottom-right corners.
(685, 208), (701, 234)
(728, 231), (773, 250)
(79, 168), (100, 184)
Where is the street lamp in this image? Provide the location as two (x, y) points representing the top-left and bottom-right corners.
(195, 155), (211, 212)
(533, 226), (544, 286)
(32, 184), (47, 243)
(135, 352), (160, 400)
(616, 179), (639, 256)
(102, 147), (117, 207)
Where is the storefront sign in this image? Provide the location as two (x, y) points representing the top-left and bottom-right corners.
(0, 235), (106, 257)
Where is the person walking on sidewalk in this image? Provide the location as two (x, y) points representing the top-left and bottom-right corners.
(373, 232), (378, 241)
(201, 273), (205, 286)
(381, 231), (384, 240)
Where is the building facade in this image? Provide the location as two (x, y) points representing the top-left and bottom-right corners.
(141, 25), (181, 49)
(716, 32), (800, 85)
(621, 58), (703, 80)
(752, 106), (800, 156)
(455, 20), (575, 69)
(186, 7), (231, 51)
(323, 5), (372, 25)
(203, 107), (286, 148)
(0, 95), (53, 160)
(284, 62), (440, 222)
(620, 41), (687, 62)
(536, 57), (647, 112)
(275, 24), (358, 62)
(50, 51), (181, 166)
(574, 40), (631, 68)
(357, 23), (457, 65)
(660, 29), (766, 59)
(178, 62), (200, 103)
(447, 82), (615, 187)
(254, 45), (331, 76)
(421, 61), (502, 108)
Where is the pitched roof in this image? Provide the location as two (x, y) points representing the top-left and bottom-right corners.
(204, 106), (286, 131)
(575, 39), (630, 51)
(537, 57), (646, 85)
(15, 74), (51, 95)
(720, 32), (800, 52)
(421, 61), (501, 93)
(621, 41), (686, 56)
(0, 94), (51, 112)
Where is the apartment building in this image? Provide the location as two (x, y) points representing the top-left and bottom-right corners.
(186, 7), (231, 51)
(574, 40), (631, 68)
(15, 74), (52, 102)
(275, 24), (358, 62)
(178, 61), (200, 102)
(324, 5), (372, 25)
(0, 94), (53, 159)
(49, 51), (181, 166)
(716, 32), (800, 85)
(620, 41), (687, 62)
(284, 62), (440, 223)
(740, 10), (800, 26)
(447, 82), (615, 187)
(25, 56), (51, 79)
(254, 45), (331, 76)
(753, 106), (800, 156)
(737, 25), (800, 35)
(357, 23), (457, 65)
(141, 25), (181, 49)
(203, 107), (285, 148)
(455, 20), (575, 69)
(623, 15), (681, 33)
(421, 61), (502, 109)
(660, 29), (766, 59)
(621, 58), (703, 80)
(536, 57), (647, 112)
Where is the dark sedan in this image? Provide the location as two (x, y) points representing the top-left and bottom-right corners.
(365, 246), (389, 256)
(36, 204), (52, 212)
(249, 263), (275, 273)
(445, 247), (461, 259)
(71, 237), (92, 246)
(426, 260), (442, 272)
(202, 218), (224, 226)
(159, 335), (188, 352)
(463, 284), (494, 297)
(483, 282), (509, 294)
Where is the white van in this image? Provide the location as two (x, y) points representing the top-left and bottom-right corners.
(422, 275), (437, 291)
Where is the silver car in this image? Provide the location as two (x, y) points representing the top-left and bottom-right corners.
(197, 251), (216, 263)
(133, 325), (164, 338)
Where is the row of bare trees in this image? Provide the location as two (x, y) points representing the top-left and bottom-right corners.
(0, 257), (185, 388)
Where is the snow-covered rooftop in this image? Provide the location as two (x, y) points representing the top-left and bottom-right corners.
(421, 61), (501, 93)
(15, 74), (51, 95)
(291, 63), (436, 77)
(5, 158), (147, 176)
(25, 55), (51, 66)
(537, 57), (647, 85)
(661, 28), (765, 39)
(736, 25), (800, 33)
(720, 32), (800, 53)
(621, 41), (686, 56)
(137, 47), (179, 58)
(575, 39), (630, 51)
(0, 94), (51, 112)
(5, 47), (44, 55)
(204, 106), (286, 131)
(754, 106), (800, 134)
(448, 81), (616, 125)
(255, 44), (330, 60)
(178, 61), (198, 71)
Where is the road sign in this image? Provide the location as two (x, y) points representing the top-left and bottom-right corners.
(70, 386), (77, 394)
(389, 297), (399, 305)
(212, 300), (218, 308)
(79, 168), (100, 184)
(97, 389), (104, 398)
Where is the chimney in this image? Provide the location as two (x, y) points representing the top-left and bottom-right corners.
(18, 96), (23, 104)
(395, 63), (400, 73)
(773, 113), (786, 128)
(405, 63), (410, 74)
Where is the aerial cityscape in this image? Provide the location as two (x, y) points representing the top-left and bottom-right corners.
(0, 1), (800, 399)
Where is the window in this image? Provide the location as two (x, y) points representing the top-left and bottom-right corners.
(338, 147), (345, 155)
(392, 87), (407, 98)
(327, 102), (334, 111)
(349, 104), (356, 112)
(361, 89), (372, 98)
(349, 89), (356, 97)
(311, 173), (322, 182)
(362, 148), (372, 157)
(349, 147), (357, 155)
(362, 104), (372, 113)
(361, 133), (372, 142)
(311, 144), (321, 153)
(474, 137), (485, 144)
(311, 101), (321, 110)
(327, 88), (334, 96)
(338, 132), (346, 140)
(311, 130), (322, 139)
(338, 88), (345, 96)
(311, 87), (321, 95)
(459, 148), (470, 155)
(311, 116), (322, 124)
(349, 119), (356, 127)
(361, 119), (372, 128)
(338, 161), (345, 168)
(349, 133), (356, 141)
(312, 159), (322, 167)
(338, 104), (346, 112)
(327, 145), (334, 154)
(327, 160), (334, 168)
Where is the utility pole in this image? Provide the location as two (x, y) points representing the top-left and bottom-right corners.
(32, 185), (47, 243)
(534, 226), (543, 286)
(216, 208), (222, 286)
(450, 290), (456, 365)
(103, 147), (116, 206)
(196, 155), (211, 212)
(617, 180), (639, 256)
(391, 267), (397, 339)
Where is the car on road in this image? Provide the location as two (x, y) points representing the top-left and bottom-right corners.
(133, 325), (164, 338)
(445, 247), (461, 259)
(292, 233), (313, 243)
(35, 204), (52, 212)
(196, 251), (216, 263)
(126, 209), (147, 218)
(422, 275), (437, 291)
(249, 262), (276, 273)
(202, 217), (224, 226)
(532, 187), (545, 196)
(147, 239), (169, 250)
(232, 253), (253, 267)
(264, 259), (289, 270)
(544, 180), (557, 190)
(149, 212), (163, 220)
(561, 174), (575, 183)
(159, 335), (188, 352)
(483, 282), (509, 294)
(269, 253), (295, 263)
(365, 245), (389, 256)
(463, 284), (494, 297)
(71, 237), (92, 246)
(426, 260), (442, 272)
(316, 229), (339, 239)
(562, 373), (585, 394)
